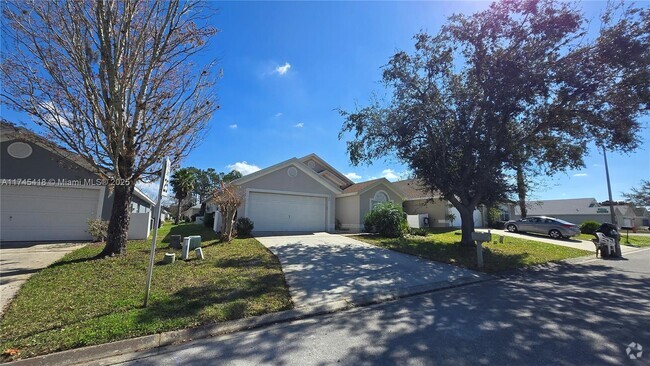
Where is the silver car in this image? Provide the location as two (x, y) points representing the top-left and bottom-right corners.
(505, 216), (581, 239)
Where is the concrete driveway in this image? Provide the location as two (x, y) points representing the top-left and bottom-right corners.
(255, 233), (490, 308)
(0, 242), (86, 316)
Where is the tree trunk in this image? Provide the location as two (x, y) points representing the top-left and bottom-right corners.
(175, 198), (182, 225)
(457, 204), (476, 246)
(516, 165), (527, 219)
(220, 207), (236, 242)
(99, 184), (134, 257)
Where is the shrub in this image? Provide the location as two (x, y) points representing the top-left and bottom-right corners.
(364, 202), (408, 238)
(487, 207), (502, 228)
(184, 216), (191, 223)
(580, 221), (600, 234)
(204, 212), (215, 228)
(86, 219), (108, 242)
(410, 228), (429, 236)
(236, 217), (254, 237)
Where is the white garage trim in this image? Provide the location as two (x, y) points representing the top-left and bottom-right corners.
(244, 188), (332, 231)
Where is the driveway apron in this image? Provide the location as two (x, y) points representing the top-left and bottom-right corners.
(255, 233), (490, 308)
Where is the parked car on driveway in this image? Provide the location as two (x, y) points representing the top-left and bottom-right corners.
(505, 216), (581, 239)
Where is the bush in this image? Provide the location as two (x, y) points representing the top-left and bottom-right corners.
(184, 216), (191, 223)
(204, 212), (215, 228)
(236, 217), (254, 237)
(487, 207), (501, 227)
(86, 219), (108, 242)
(191, 213), (199, 222)
(364, 202), (408, 238)
(410, 228), (429, 236)
(580, 221), (600, 234)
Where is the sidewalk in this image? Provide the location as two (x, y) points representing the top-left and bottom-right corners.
(477, 229), (638, 254)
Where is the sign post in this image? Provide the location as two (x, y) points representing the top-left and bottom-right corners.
(472, 230), (491, 269)
(144, 158), (171, 307)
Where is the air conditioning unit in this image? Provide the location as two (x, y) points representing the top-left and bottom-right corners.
(407, 213), (429, 228)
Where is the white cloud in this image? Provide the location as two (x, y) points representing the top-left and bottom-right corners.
(293, 122), (304, 128)
(229, 124), (238, 129)
(573, 173), (588, 177)
(274, 112), (283, 118)
(275, 62), (291, 75)
(371, 169), (407, 182)
(226, 161), (261, 176)
(380, 169), (399, 181)
(345, 172), (362, 181)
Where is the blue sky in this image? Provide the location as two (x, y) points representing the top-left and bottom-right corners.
(5, 1), (649, 202)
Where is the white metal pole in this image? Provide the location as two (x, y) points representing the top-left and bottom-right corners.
(144, 159), (170, 307)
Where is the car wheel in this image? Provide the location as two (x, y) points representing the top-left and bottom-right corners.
(549, 229), (562, 239)
(506, 224), (518, 232)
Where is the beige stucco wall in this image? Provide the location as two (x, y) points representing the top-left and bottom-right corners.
(403, 198), (449, 227)
(236, 164), (337, 231)
(359, 184), (404, 228)
(335, 195), (360, 231)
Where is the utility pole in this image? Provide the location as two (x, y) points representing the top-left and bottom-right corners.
(602, 145), (622, 257)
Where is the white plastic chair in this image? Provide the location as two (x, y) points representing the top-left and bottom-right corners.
(594, 232), (616, 257)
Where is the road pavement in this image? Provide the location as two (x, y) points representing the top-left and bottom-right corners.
(97, 248), (650, 366)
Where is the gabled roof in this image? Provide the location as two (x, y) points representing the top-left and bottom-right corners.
(514, 198), (604, 215)
(230, 157), (343, 194)
(299, 153), (354, 187)
(1, 120), (155, 206)
(339, 178), (406, 199)
(392, 179), (441, 201)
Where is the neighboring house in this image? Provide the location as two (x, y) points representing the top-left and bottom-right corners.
(508, 197), (641, 227)
(633, 207), (650, 228)
(0, 122), (154, 242)
(182, 204), (202, 219)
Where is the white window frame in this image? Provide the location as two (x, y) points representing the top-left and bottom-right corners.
(370, 190), (392, 211)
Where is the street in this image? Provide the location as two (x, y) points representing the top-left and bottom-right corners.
(95, 248), (650, 366)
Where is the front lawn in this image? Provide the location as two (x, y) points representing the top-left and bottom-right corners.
(353, 228), (590, 273)
(577, 233), (650, 247)
(0, 223), (292, 361)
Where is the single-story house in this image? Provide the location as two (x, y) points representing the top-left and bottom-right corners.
(182, 204), (202, 219)
(0, 121), (154, 242)
(212, 153), (482, 234)
(506, 197), (641, 227)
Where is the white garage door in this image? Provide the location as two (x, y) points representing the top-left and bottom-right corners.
(0, 185), (101, 241)
(247, 192), (327, 232)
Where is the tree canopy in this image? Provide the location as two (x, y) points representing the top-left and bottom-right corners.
(622, 180), (650, 208)
(340, 0), (649, 245)
(1, 0), (219, 255)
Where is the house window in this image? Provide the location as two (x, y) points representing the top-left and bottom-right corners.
(500, 208), (510, 221)
(370, 191), (391, 210)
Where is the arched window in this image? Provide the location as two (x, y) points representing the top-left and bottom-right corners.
(370, 190), (391, 210)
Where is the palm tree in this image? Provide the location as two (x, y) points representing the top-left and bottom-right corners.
(170, 168), (196, 224)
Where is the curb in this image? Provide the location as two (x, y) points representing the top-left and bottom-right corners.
(6, 275), (492, 366)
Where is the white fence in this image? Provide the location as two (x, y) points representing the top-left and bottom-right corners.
(128, 211), (151, 240)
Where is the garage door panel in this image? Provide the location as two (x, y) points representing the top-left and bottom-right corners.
(248, 192), (327, 232)
(1, 185), (100, 241)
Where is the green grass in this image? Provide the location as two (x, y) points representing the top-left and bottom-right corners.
(0, 223), (292, 361)
(577, 233), (650, 247)
(353, 228), (591, 273)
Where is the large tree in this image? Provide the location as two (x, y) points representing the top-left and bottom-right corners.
(1, 0), (218, 256)
(340, 0), (649, 245)
(187, 167), (242, 214)
(622, 180), (650, 208)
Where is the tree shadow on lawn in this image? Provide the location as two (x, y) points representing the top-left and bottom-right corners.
(130, 262), (650, 366)
(377, 238), (532, 273)
(135, 273), (291, 326)
(161, 224), (218, 244)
